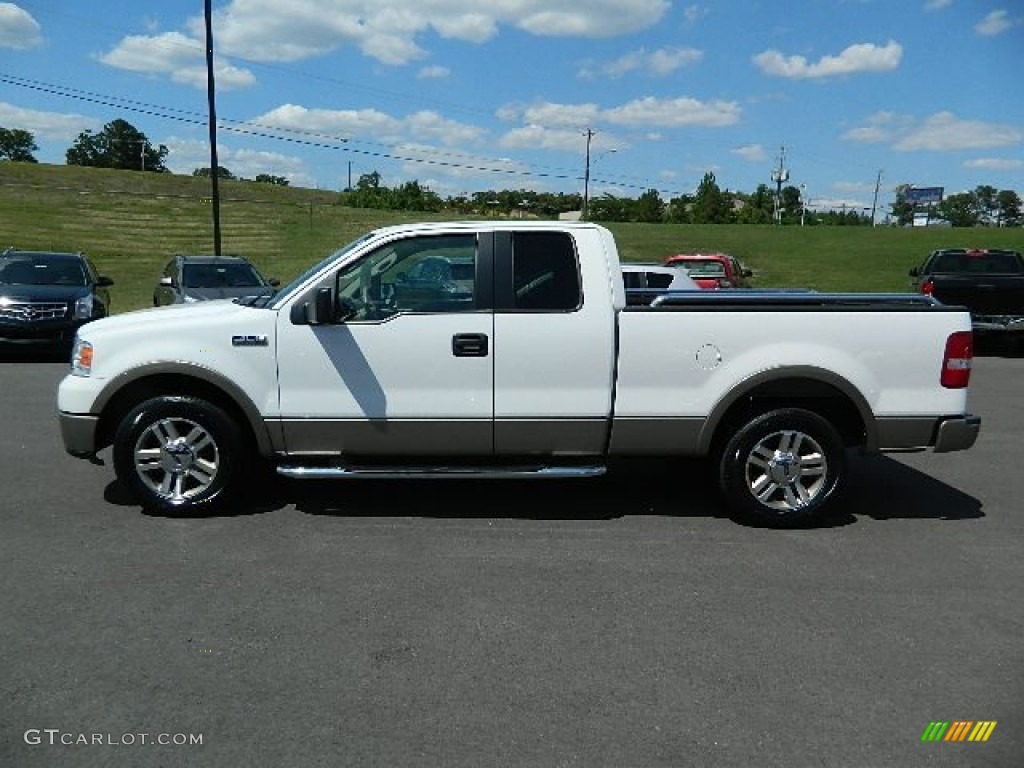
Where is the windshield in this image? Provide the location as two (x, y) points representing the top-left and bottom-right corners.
(0, 256), (87, 286)
(673, 260), (726, 276)
(183, 262), (264, 288)
(932, 251), (1022, 274)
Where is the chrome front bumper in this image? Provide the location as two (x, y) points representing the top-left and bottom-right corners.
(59, 412), (100, 458)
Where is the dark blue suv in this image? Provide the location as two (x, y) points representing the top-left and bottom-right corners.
(0, 249), (113, 349)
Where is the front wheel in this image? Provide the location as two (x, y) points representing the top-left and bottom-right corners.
(113, 396), (244, 514)
(717, 408), (846, 526)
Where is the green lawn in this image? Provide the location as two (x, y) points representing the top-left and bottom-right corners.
(2, 162), (1021, 311)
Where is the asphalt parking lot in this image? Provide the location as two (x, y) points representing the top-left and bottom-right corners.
(1, 352), (1022, 767)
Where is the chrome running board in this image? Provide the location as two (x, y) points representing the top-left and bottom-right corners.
(276, 464), (607, 480)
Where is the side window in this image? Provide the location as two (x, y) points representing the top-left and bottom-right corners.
(511, 231), (581, 311)
(622, 271), (645, 289)
(646, 272), (674, 289)
(335, 234), (477, 321)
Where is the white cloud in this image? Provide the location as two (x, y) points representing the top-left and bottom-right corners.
(0, 102), (97, 141)
(253, 104), (485, 148)
(162, 0), (669, 68)
(840, 111), (912, 143)
(0, 3), (41, 49)
(753, 40), (902, 79)
(604, 96), (740, 127)
(925, 0), (951, 10)
(506, 102), (603, 130)
(731, 144), (768, 162)
(500, 124), (601, 153)
(975, 10), (1013, 36)
(417, 65), (451, 79)
(964, 158), (1023, 171)
(498, 96), (738, 151)
(895, 112), (1022, 151)
(586, 47), (703, 78)
(99, 32), (256, 90)
(843, 111), (1022, 151)
(164, 138), (315, 187)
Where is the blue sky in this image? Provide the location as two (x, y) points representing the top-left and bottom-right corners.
(1, 1), (1021, 215)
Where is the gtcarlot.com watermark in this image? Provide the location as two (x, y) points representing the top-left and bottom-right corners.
(25, 729), (203, 747)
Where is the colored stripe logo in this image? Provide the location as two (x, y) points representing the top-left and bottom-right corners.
(921, 721), (997, 742)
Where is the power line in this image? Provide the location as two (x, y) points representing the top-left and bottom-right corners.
(0, 71), (688, 196)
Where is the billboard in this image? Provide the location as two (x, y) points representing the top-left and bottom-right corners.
(906, 186), (944, 204)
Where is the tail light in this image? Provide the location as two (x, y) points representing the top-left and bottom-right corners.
(941, 331), (973, 388)
(920, 279), (934, 296)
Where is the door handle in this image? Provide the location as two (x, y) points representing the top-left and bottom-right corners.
(452, 333), (489, 357)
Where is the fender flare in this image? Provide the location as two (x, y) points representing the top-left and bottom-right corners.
(696, 365), (877, 453)
(93, 361), (277, 455)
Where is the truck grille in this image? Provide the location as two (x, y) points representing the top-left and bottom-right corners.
(0, 301), (69, 322)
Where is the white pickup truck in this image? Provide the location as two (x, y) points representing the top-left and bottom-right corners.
(58, 221), (980, 525)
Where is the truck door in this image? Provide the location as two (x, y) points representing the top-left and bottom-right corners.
(276, 232), (495, 457)
(492, 229), (616, 457)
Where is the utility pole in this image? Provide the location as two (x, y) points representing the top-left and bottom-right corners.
(581, 128), (595, 220)
(204, 0), (222, 256)
(771, 145), (789, 225)
(870, 169), (883, 227)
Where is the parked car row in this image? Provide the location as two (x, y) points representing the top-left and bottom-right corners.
(0, 249), (276, 351)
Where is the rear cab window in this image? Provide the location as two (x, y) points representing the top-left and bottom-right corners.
(509, 231), (582, 311)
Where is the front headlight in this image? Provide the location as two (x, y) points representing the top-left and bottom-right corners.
(74, 294), (95, 319)
(70, 337), (93, 377)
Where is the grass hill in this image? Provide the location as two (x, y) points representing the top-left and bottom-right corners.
(1, 162), (1021, 312)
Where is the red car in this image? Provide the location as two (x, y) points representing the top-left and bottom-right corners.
(663, 252), (753, 290)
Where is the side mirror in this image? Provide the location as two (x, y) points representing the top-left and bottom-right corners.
(312, 287), (336, 324)
(290, 286), (337, 325)
(268, 277), (281, 287)
(96, 276), (114, 287)
(742, 268), (753, 278)
(908, 267), (920, 277)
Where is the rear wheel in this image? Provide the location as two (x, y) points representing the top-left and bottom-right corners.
(718, 408), (845, 526)
(113, 396), (244, 514)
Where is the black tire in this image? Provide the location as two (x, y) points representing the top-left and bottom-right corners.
(112, 396), (244, 514)
(717, 408), (845, 526)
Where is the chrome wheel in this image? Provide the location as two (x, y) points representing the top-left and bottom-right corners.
(133, 416), (220, 503)
(718, 408), (845, 526)
(744, 429), (828, 512)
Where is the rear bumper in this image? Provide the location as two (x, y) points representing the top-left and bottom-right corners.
(973, 315), (1024, 333)
(874, 414), (981, 453)
(933, 415), (982, 453)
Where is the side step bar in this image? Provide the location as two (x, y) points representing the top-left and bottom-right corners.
(276, 464), (607, 480)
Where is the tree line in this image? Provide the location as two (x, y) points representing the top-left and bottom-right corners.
(2, 119), (1020, 227)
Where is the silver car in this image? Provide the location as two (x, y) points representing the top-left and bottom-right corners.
(153, 255), (278, 306)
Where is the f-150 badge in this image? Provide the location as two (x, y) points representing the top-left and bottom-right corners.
(231, 334), (268, 347)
